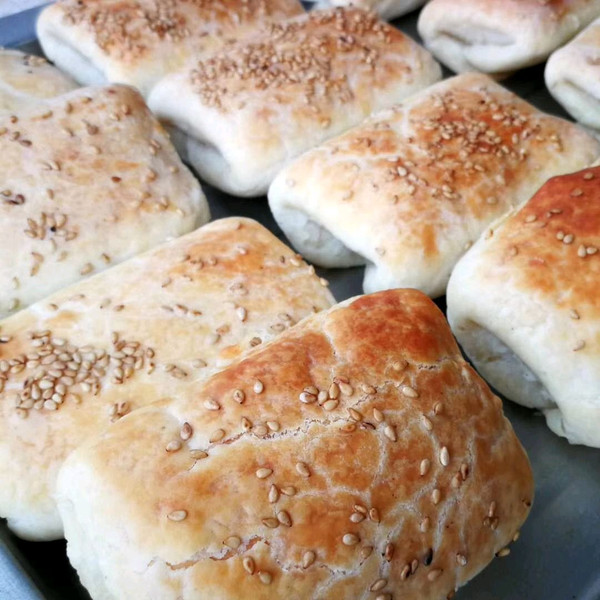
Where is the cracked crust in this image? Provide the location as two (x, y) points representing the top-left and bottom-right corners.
(37, 0), (304, 97)
(57, 289), (533, 600)
(0, 217), (334, 541)
(447, 166), (600, 447)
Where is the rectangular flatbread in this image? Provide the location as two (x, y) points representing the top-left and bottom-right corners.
(268, 73), (600, 297)
(546, 17), (600, 132)
(148, 7), (442, 197)
(0, 49), (78, 113)
(0, 217), (335, 541)
(418, 0), (600, 76)
(37, 0), (305, 97)
(447, 166), (600, 448)
(55, 289), (533, 600)
(0, 84), (208, 318)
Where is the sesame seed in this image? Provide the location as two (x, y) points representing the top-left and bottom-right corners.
(190, 449), (208, 460)
(350, 512), (365, 523)
(369, 508), (380, 522)
(203, 399), (220, 411)
(401, 385), (418, 398)
(569, 309), (580, 320)
(359, 545), (374, 560)
(253, 380), (264, 394)
(384, 543), (394, 561)
(578, 245), (587, 258)
(563, 234), (574, 245)
(262, 518), (279, 528)
(571, 188), (583, 197)
(258, 571), (272, 585)
(513, 530), (521, 542)
(323, 399), (339, 411)
(296, 462), (311, 477)
(488, 501), (497, 518)
(433, 402), (443, 415)
(431, 489), (441, 505)
(497, 548), (511, 558)
(383, 424), (397, 442)
(422, 416), (433, 431)
(277, 510), (292, 527)
(420, 459), (431, 476)
(224, 536), (241, 549)
(256, 468), (273, 479)
(166, 440), (182, 452)
(267, 420), (280, 432)
(299, 391), (317, 404)
(180, 422), (193, 441)
(373, 408), (384, 423)
(328, 382), (340, 399)
(209, 428), (225, 443)
(339, 382), (353, 396)
(302, 551), (316, 568)
(420, 517), (430, 532)
(342, 533), (360, 546)
(268, 485), (279, 503)
(427, 569), (443, 582)
(370, 579), (387, 592)
(167, 510), (187, 522)
(242, 557), (255, 575)
(440, 446), (450, 466)
(573, 340), (586, 351)
(232, 389), (245, 404)
(280, 486), (296, 496)
(456, 554), (468, 566)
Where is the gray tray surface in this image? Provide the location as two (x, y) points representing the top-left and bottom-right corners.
(1, 5), (599, 600)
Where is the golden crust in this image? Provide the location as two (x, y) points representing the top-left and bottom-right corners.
(0, 84), (207, 317)
(0, 217), (334, 540)
(57, 289), (533, 600)
(474, 166), (600, 317)
(38, 0), (304, 95)
(269, 73), (600, 296)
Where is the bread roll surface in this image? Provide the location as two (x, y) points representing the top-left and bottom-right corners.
(37, 0), (304, 97)
(56, 289), (533, 600)
(0, 49), (78, 113)
(0, 217), (334, 541)
(0, 84), (208, 318)
(447, 166), (600, 447)
(269, 73), (600, 297)
(148, 8), (442, 197)
(419, 0), (600, 76)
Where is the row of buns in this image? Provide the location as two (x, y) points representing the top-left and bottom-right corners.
(0, 1), (596, 599)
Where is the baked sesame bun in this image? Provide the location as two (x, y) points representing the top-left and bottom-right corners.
(0, 49), (77, 113)
(448, 166), (600, 447)
(0, 83), (208, 318)
(37, 0), (305, 97)
(0, 217), (334, 541)
(56, 289), (533, 600)
(268, 72), (600, 297)
(148, 8), (442, 197)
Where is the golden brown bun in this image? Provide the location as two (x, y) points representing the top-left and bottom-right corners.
(56, 289), (533, 600)
(0, 84), (208, 318)
(269, 73), (600, 297)
(448, 166), (600, 447)
(37, 0), (305, 96)
(0, 217), (334, 541)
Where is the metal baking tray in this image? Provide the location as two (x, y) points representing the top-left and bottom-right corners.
(1, 4), (599, 600)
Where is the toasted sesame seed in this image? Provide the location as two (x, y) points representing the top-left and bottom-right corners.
(578, 245), (587, 258)
(348, 408), (363, 421)
(258, 571), (272, 585)
(299, 391), (317, 404)
(268, 485), (279, 503)
(384, 543), (394, 561)
(323, 399), (339, 411)
(242, 557), (255, 575)
(267, 420), (280, 432)
(569, 309), (580, 320)
(422, 416), (433, 431)
(167, 510), (187, 522)
(431, 489), (441, 505)
(277, 510), (292, 527)
(296, 462), (311, 477)
(513, 531), (521, 542)
(383, 424), (397, 442)
(488, 501), (497, 518)
(497, 548), (511, 558)
(256, 467), (273, 479)
(166, 440), (182, 452)
(225, 536), (241, 549)
(209, 428), (225, 443)
(427, 569), (443, 582)
(232, 389), (245, 404)
(440, 446), (450, 466)
(456, 554), (468, 566)
(420, 517), (430, 532)
(342, 533), (360, 546)
(180, 422), (193, 441)
(280, 486), (296, 496)
(302, 550), (316, 568)
(563, 234), (574, 245)
(369, 508), (380, 522)
(420, 458), (431, 476)
(359, 545), (374, 561)
(373, 408), (384, 423)
(571, 188), (583, 197)
(339, 382), (353, 396)
(203, 399), (220, 411)
(190, 449), (208, 460)
(370, 578), (387, 592)
(262, 518), (279, 529)
(433, 402), (443, 415)
(401, 385), (418, 398)
(328, 382), (340, 399)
